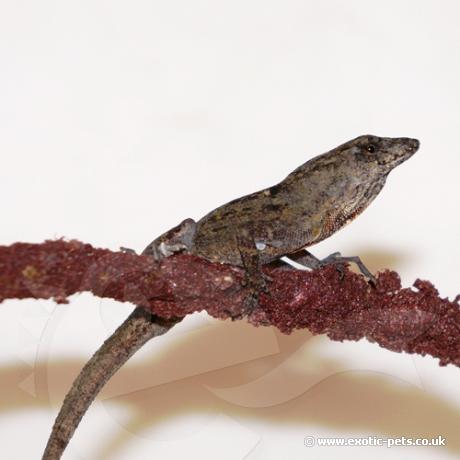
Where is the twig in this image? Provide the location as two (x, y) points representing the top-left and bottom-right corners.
(2, 238), (460, 459)
(1, 239), (460, 366)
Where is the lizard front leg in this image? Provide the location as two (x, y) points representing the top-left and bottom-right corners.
(235, 229), (271, 317)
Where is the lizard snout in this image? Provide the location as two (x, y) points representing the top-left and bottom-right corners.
(406, 138), (420, 152)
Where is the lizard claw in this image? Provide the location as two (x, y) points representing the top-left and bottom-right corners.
(223, 309), (244, 321)
(120, 246), (137, 254)
(242, 291), (260, 317)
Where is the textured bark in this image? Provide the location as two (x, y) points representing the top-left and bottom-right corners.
(1, 239), (460, 367)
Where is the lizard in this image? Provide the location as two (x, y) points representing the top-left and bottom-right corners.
(41, 134), (419, 460)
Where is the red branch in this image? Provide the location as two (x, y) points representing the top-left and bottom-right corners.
(1, 239), (460, 367)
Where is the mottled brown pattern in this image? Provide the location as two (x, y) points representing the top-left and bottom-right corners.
(189, 135), (418, 266)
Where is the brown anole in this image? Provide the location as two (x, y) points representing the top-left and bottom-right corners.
(42, 134), (419, 459)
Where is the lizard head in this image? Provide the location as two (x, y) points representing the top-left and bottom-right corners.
(345, 135), (420, 175)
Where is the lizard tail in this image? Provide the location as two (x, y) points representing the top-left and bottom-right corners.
(41, 307), (181, 460)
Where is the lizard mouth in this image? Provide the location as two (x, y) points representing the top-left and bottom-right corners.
(379, 137), (420, 169)
(410, 138), (420, 150)
(404, 138), (420, 155)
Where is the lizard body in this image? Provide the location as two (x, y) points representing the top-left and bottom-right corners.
(144, 134), (419, 295)
(42, 134), (419, 460)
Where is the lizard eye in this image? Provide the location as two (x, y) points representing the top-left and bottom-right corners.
(367, 144), (375, 153)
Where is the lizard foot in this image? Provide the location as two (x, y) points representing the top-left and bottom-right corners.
(320, 252), (376, 285)
(243, 289), (260, 316)
(240, 271), (272, 317)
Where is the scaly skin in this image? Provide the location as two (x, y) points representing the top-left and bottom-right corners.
(146, 134), (419, 293)
(41, 134), (419, 460)
(190, 135), (419, 265)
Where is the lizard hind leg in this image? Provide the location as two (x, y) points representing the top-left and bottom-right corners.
(321, 252), (376, 283)
(286, 250), (376, 284)
(41, 218), (197, 460)
(142, 218), (197, 260)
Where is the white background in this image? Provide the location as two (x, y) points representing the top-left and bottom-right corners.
(1, 1), (460, 459)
